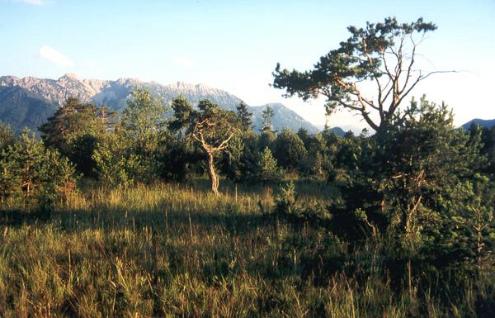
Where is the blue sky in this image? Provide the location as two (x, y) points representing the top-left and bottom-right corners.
(1, 0), (494, 129)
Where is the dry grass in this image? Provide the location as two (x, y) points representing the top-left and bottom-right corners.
(0, 181), (492, 317)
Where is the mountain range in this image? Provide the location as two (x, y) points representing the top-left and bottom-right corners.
(462, 118), (495, 130)
(0, 74), (321, 134)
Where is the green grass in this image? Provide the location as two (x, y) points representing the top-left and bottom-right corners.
(0, 182), (493, 317)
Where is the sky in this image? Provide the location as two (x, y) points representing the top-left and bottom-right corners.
(1, 0), (494, 130)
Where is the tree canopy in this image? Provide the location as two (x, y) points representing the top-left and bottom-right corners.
(39, 97), (108, 177)
(261, 106), (274, 132)
(273, 17), (447, 132)
(236, 101), (253, 132)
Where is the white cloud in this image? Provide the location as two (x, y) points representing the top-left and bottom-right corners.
(16, 0), (45, 5)
(174, 56), (194, 69)
(39, 45), (74, 67)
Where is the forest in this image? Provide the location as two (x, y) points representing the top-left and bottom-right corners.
(0, 17), (494, 317)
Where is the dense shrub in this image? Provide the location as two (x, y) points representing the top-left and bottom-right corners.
(272, 129), (308, 172)
(257, 147), (281, 184)
(39, 97), (108, 177)
(0, 130), (77, 211)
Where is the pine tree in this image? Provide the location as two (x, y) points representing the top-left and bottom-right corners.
(272, 129), (308, 171)
(258, 147), (280, 184)
(373, 97), (486, 242)
(39, 97), (107, 177)
(0, 122), (16, 151)
(39, 97), (104, 154)
(222, 134), (244, 183)
(273, 17), (442, 132)
(261, 106), (274, 132)
(236, 101), (253, 131)
(0, 130), (77, 209)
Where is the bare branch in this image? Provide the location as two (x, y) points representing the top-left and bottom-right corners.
(399, 34), (417, 95)
(396, 70), (456, 107)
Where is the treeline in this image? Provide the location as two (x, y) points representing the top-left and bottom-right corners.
(0, 89), (343, 205)
(1, 90), (495, 201)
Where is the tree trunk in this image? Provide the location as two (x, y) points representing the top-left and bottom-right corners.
(206, 152), (219, 195)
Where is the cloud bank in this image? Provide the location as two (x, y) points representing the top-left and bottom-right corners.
(39, 45), (74, 67)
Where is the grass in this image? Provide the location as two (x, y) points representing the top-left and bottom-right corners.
(0, 181), (493, 317)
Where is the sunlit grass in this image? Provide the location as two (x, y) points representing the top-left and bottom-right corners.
(0, 181), (492, 317)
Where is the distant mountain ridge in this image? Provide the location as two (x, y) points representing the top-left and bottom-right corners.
(462, 118), (495, 130)
(0, 74), (320, 133)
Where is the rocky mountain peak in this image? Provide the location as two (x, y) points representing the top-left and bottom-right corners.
(168, 81), (213, 92)
(115, 77), (141, 87)
(0, 74), (321, 134)
(58, 73), (80, 81)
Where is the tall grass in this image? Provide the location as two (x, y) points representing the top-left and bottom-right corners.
(0, 182), (493, 317)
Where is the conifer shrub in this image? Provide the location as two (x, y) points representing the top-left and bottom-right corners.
(257, 147), (281, 185)
(0, 130), (77, 213)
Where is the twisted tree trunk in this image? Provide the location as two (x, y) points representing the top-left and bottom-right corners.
(206, 151), (219, 195)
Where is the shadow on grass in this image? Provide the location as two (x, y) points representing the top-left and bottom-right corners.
(188, 177), (337, 201)
(0, 208), (52, 226)
(31, 202), (273, 237)
(0, 179), (336, 236)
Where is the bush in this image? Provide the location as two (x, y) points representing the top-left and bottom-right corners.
(273, 182), (332, 229)
(92, 128), (154, 187)
(272, 129), (308, 172)
(257, 147), (281, 184)
(0, 130), (77, 211)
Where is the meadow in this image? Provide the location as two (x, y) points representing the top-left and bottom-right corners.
(0, 180), (493, 317)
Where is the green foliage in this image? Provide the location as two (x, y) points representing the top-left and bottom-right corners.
(122, 89), (167, 154)
(157, 135), (199, 182)
(93, 89), (168, 186)
(236, 101), (253, 131)
(221, 134), (245, 183)
(321, 129), (367, 187)
(477, 124), (495, 174)
(170, 97), (241, 194)
(92, 127), (148, 187)
(168, 95), (194, 131)
(261, 105), (274, 132)
(423, 174), (495, 274)
(272, 129), (308, 171)
(39, 97), (108, 177)
(192, 100), (241, 149)
(300, 133), (327, 177)
(229, 133), (260, 183)
(275, 181), (297, 216)
(273, 17), (438, 131)
(258, 129), (276, 151)
(272, 182), (336, 229)
(0, 130), (77, 210)
(39, 98), (103, 151)
(296, 97), (492, 252)
(0, 122), (16, 151)
(375, 97), (485, 243)
(257, 147), (281, 184)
